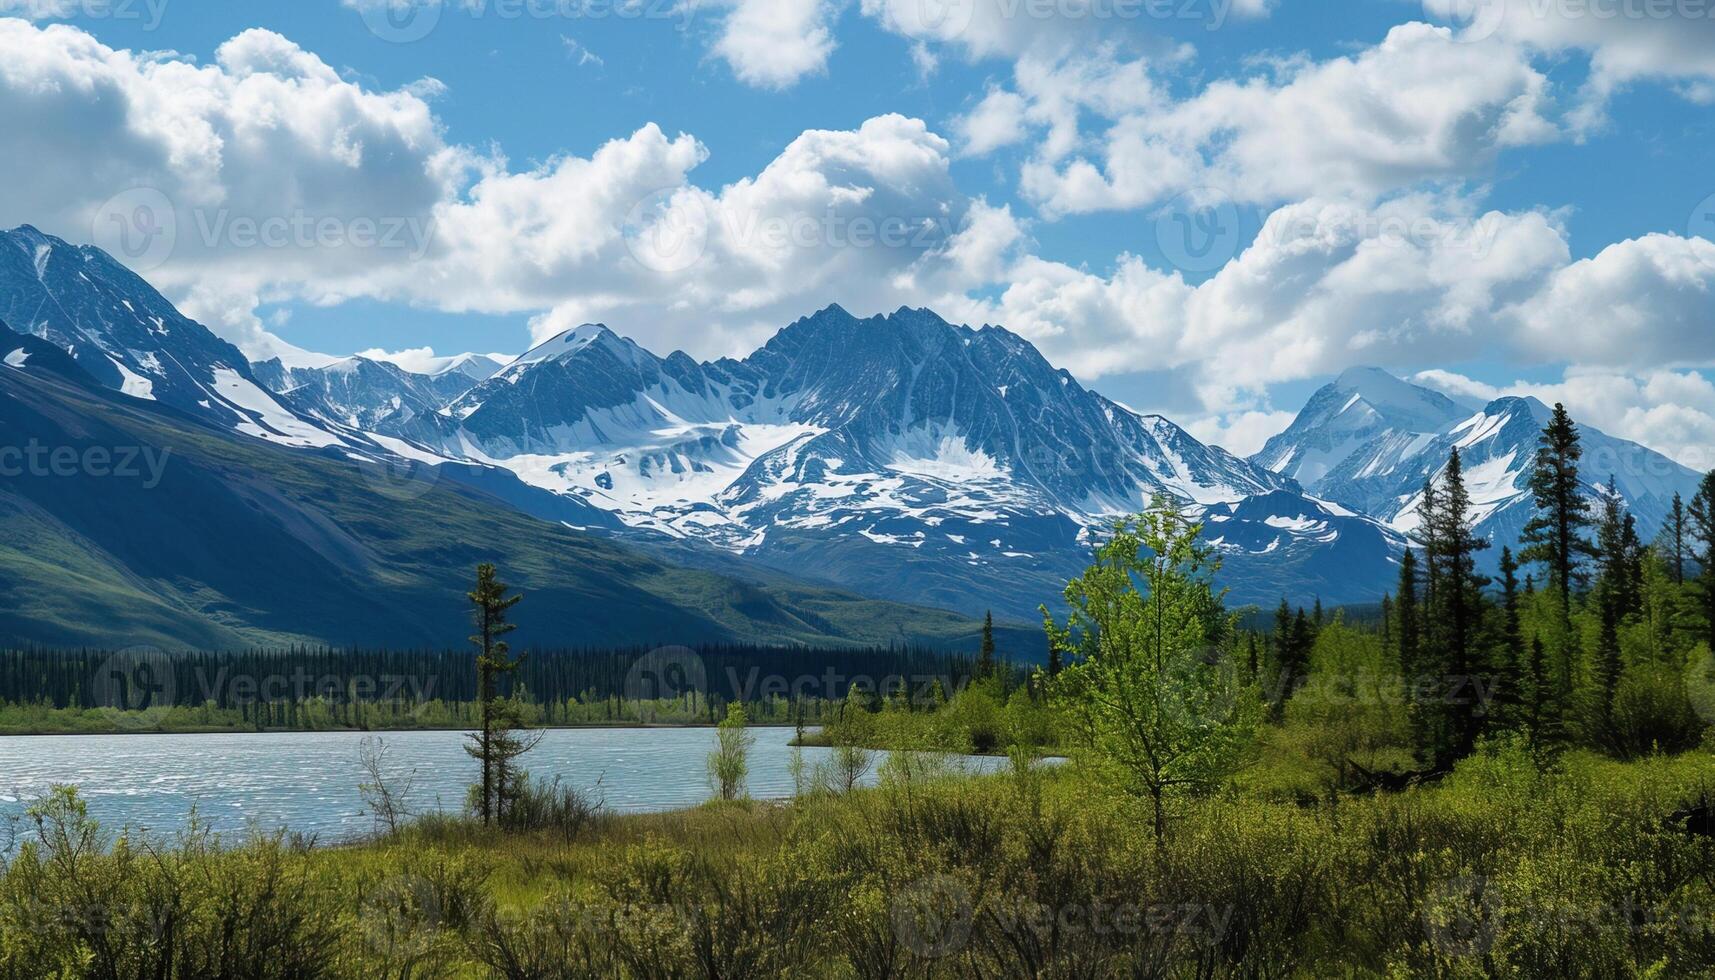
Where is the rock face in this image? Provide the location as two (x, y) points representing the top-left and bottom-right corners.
(1254, 368), (1702, 565)
(0, 225), (352, 450)
(387, 305), (1403, 616)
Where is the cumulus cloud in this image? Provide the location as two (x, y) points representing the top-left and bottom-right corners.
(956, 195), (1571, 410)
(997, 24), (1559, 216)
(1511, 233), (1715, 369)
(1423, 0), (1715, 125)
(4, 19), (1711, 472)
(711, 0), (840, 88)
(0, 21), (1000, 360)
(1184, 409), (1296, 457)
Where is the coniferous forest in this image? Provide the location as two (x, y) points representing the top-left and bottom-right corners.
(3, 405), (1715, 978)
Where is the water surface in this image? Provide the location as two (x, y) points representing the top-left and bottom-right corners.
(0, 727), (1003, 848)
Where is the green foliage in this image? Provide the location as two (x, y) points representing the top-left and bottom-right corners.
(1044, 499), (1262, 844)
(707, 702), (755, 801)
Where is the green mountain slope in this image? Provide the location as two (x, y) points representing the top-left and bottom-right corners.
(0, 341), (1030, 652)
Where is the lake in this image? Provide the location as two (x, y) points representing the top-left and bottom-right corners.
(0, 728), (1007, 849)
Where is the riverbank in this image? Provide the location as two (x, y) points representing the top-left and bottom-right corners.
(6, 744), (1713, 977)
(0, 702), (818, 737)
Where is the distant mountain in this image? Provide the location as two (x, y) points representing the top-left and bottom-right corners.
(0, 225), (350, 451)
(0, 321), (1015, 651)
(0, 227), (1421, 626)
(252, 355), (482, 431)
(394, 305), (1402, 614)
(1255, 368), (1703, 562)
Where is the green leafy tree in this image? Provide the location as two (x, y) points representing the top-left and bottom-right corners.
(707, 701), (755, 801)
(1043, 498), (1261, 848)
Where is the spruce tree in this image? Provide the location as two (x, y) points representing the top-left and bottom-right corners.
(1495, 546), (1525, 728)
(1519, 403), (1597, 618)
(1270, 598), (1296, 711)
(1593, 486), (1629, 728)
(979, 611), (996, 679)
(464, 563), (531, 826)
(1420, 448), (1491, 766)
(1527, 633), (1553, 748)
(1687, 472), (1715, 649)
(1395, 548), (1425, 755)
(1668, 492), (1689, 586)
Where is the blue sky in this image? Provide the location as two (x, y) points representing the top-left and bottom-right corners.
(2, 0), (1713, 458)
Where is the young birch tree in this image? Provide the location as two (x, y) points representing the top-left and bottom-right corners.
(1043, 497), (1261, 848)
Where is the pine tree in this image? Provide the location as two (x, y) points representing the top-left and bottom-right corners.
(1419, 448), (1491, 766)
(1395, 549), (1421, 682)
(1687, 472), (1715, 649)
(1592, 482), (1632, 729)
(979, 611), (996, 679)
(1494, 546), (1525, 728)
(464, 563), (533, 826)
(1519, 403), (1597, 619)
(1668, 492), (1689, 586)
(1290, 608), (1315, 688)
(1270, 598), (1297, 710)
(1527, 633), (1553, 748)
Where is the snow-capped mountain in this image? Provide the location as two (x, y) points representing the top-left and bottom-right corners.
(252, 355), (485, 431)
(0, 225), (1410, 617)
(1255, 368), (1703, 558)
(0, 225), (349, 450)
(389, 305), (1401, 614)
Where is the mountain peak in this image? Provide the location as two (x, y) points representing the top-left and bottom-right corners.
(515, 323), (632, 366)
(1333, 365), (1402, 389)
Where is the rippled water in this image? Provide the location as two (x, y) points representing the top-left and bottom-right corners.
(0, 728), (1005, 848)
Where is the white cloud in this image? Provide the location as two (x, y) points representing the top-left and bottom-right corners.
(1424, 0), (1715, 125)
(0, 22), (997, 361)
(1511, 233), (1715, 369)
(1007, 24), (1560, 216)
(711, 0), (840, 89)
(1184, 409), (1296, 457)
(961, 195), (1571, 411)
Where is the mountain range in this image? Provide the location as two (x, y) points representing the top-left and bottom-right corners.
(1, 224), (1703, 647)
